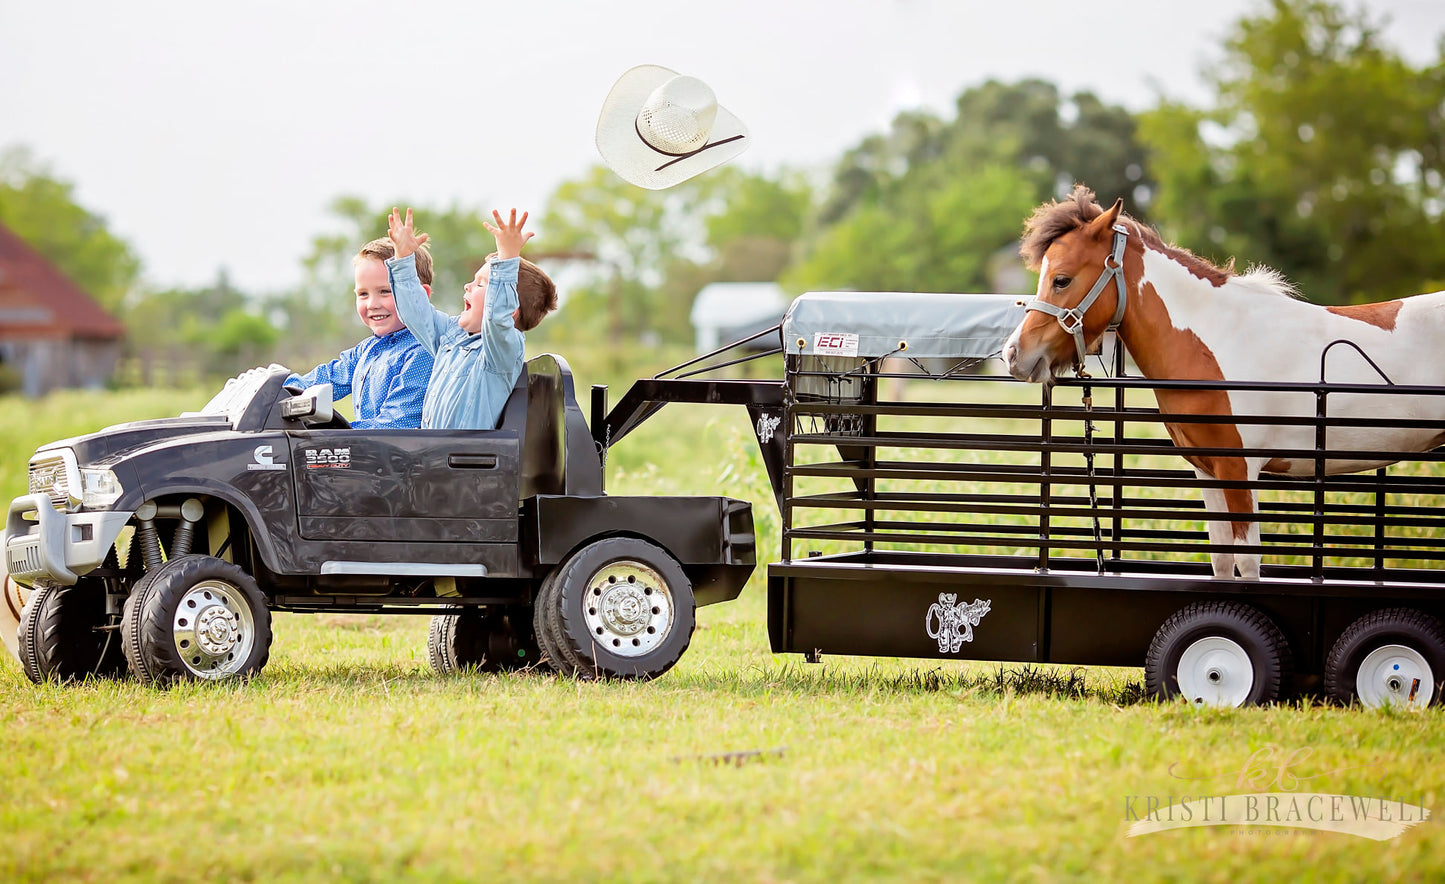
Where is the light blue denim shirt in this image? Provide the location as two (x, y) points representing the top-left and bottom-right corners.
(386, 253), (524, 430)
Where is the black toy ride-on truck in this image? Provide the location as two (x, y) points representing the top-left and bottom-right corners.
(5, 355), (754, 685)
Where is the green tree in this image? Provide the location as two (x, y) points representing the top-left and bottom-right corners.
(790, 80), (1153, 296)
(540, 165), (812, 345)
(1140, 0), (1445, 303)
(0, 145), (141, 314)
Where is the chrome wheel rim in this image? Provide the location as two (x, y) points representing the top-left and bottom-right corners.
(1177, 636), (1254, 707)
(580, 559), (673, 658)
(1356, 644), (1433, 709)
(172, 579), (255, 679)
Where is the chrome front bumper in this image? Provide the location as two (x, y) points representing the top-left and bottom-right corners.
(4, 494), (131, 587)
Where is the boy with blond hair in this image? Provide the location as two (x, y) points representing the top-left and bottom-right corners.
(285, 237), (435, 428)
(386, 207), (557, 430)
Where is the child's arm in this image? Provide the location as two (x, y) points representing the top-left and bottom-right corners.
(480, 208), (530, 379)
(386, 207), (450, 356)
(285, 344), (360, 399)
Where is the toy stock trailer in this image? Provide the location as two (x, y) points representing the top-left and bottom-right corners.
(601, 291), (1445, 708)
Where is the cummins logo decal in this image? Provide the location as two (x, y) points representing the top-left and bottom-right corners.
(247, 444), (286, 471)
(304, 447), (351, 469)
(925, 593), (991, 654)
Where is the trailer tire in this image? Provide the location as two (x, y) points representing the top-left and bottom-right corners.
(17, 580), (126, 683)
(552, 537), (694, 680)
(1324, 608), (1445, 708)
(1145, 601), (1291, 706)
(122, 555), (271, 686)
(428, 609), (540, 675)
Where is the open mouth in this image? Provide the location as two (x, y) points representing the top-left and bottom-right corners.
(368, 312), (392, 324)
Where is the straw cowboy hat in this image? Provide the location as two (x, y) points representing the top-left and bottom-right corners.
(596, 65), (750, 190)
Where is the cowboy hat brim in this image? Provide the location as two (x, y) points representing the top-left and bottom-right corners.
(596, 64), (750, 190)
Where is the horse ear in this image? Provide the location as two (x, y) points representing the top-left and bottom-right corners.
(1101, 198), (1123, 228)
(1086, 197), (1123, 239)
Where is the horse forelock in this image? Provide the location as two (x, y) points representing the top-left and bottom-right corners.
(1019, 185), (1102, 270)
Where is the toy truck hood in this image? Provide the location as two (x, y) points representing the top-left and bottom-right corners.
(37, 415), (240, 467)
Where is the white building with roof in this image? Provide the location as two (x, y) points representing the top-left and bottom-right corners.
(689, 281), (789, 354)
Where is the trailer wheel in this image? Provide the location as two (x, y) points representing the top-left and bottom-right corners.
(17, 579), (126, 683)
(121, 555), (272, 686)
(427, 608), (540, 674)
(551, 537), (695, 680)
(1145, 601), (1291, 706)
(1324, 608), (1445, 709)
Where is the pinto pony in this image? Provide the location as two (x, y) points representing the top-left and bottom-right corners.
(1002, 186), (1445, 580)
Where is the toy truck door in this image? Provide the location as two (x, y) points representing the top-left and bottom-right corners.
(289, 430), (520, 543)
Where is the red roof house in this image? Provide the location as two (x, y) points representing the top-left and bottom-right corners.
(0, 221), (124, 396)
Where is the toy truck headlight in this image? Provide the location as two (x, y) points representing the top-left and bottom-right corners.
(80, 468), (124, 509)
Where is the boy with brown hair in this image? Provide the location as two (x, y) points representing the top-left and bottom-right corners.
(285, 237), (435, 428)
(386, 207), (557, 430)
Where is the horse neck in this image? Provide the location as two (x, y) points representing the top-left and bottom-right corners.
(1113, 241), (1231, 380)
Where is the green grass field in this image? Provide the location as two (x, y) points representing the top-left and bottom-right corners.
(2, 382), (1442, 882)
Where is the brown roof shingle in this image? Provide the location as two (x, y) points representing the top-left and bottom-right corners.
(0, 221), (124, 340)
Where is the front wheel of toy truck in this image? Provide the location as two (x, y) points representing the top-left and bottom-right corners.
(428, 607), (541, 675)
(121, 555), (272, 686)
(549, 537), (696, 681)
(17, 578), (127, 683)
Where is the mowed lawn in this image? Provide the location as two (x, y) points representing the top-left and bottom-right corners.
(1, 386), (1442, 882)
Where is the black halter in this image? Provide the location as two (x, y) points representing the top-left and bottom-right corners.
(1024, 224), (1130, 372)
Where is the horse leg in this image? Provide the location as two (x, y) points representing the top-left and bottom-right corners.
(1197, 478), (1237, 579)
(1226, 468), (1262, 581)
(1197, 462), (1262, 579)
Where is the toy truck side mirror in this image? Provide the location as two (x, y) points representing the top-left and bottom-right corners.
(281, 384), (335, 426)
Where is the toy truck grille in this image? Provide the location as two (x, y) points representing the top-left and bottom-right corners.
(28, 452), (78, 512)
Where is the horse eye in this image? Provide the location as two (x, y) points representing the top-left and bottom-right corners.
(1052, 275), (1072, 290)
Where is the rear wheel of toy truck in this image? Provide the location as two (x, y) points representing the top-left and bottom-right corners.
(532, 569), (581, 676)
(122, 555), (272, 686)
(17, 579), (127, 683)
(551, 537), (695, 681)
(428, 608), (540, 674)
(1324, 608), (1445, 709)
(1145, 601), (1291, 707)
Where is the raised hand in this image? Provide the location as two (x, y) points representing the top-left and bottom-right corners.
(388, 207), (429, 259)
(483, 209), (534, 261)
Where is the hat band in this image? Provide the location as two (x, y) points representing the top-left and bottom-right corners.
(635, 119), (746, 172)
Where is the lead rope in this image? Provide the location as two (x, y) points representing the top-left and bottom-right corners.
(1081, 382), (1104, 573)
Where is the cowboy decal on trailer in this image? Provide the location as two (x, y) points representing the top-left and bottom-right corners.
(925, 594), (991, 654)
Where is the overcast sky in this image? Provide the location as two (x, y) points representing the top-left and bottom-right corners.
(3, 0), (1440, 295)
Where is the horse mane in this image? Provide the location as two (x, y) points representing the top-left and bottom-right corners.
(1019, 185), (1299, 296)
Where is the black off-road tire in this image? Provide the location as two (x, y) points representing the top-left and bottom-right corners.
(1324, 608), (1445, 708)
(16, 579), (126, 683)
(428, 608), (541, 675)
(1145, 601), (1291, 706)
(121, 555), (272, 687)
(551, 537), (695, 681)
(533, 569), (584, 676)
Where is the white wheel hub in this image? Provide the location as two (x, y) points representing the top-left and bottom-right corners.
(1356, 644), (1433, 709)
(1177, 636), (1254, 707)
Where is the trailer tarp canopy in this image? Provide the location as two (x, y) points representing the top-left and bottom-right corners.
(782, 291), (1027, 360)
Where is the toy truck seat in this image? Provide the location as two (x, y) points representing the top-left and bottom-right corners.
(499, 354), (602, 501)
